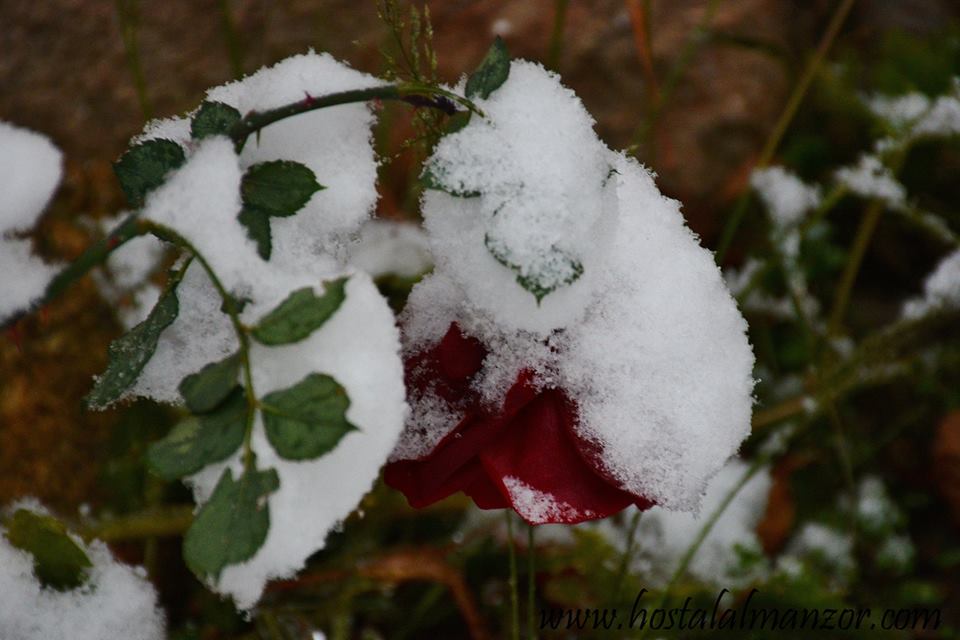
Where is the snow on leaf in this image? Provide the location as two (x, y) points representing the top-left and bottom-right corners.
(146, 387), (247, 481)
(261, 373), (357, 460)
(4, 509), (92, 591)
(178, 351), (242, 413)
(191, 101), (242, 140)
(183, 466), (279, 581)
(465, 37), (510, 99)
(251, 277), (348, 345)
(85, 272), (183, 408)
(114, 139), (186, 207)
(240, 160), (323, 218)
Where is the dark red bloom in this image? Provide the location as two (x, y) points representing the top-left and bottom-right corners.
(384, 323), (654, 525)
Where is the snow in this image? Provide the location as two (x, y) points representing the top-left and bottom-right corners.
(421, 60), (618, 335)
(91, 214), (166, 329)
(503, 476), (590, 524)
(0, 121), (63, 322)
(398, 60), (755, 512)
(902, 248), (960, 318)
(834, 154), (906, 206)
(866, 92), (931, 130)
(348, 219), (432, 278)
(100, 53), (407, 609)
(780, 523), (854, 578)
(750, 166), (821, 230)
(0, 122), (63, 233)
(623, 459), (771, 586)
(0, 503), (165, 640)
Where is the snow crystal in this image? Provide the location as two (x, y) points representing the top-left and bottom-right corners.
(902, 248), (960, 318)
(503, 476), (589, 524)
(834, 154), (906, 206)
(0, 505), (165, 640)
(399, 61), (754, 512)
(348, 219), (432, 278)
(750, 166), (821, 230)
(0, 122), (63, 322)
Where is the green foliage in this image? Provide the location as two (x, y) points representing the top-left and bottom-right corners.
(146, 387), (248, 481)
(238, 160), (323, 259)
(114, 138), (186, 206)
(183, 466), (279, 580)
(4, 509), (92, 591)
(85, 273), (182, 407)
(178, 352), (242, 414)
(485, 233), (584, 304)
(260, 373), (357, 460)
(465, 37), (510, 100)
(191, 101), (242, 139)
(419, 165), (480, 197)
(251, 277), (348, 345)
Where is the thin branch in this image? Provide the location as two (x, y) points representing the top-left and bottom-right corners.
(714, 0), (858, 263)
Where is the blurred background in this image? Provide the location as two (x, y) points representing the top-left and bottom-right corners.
(2, 0), (960, 638)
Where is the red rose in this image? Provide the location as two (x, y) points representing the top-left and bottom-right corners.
(384, 323), (654, 525)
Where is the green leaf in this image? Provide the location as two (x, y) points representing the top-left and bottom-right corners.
(86, 277), (182, 407)
(146, 387), (247, 481)
(237, 206), (272, 260)
(420, 166), (480, 198)
(183, 466), (279, 580)
(484, 234), (583, 304)
(191, 101), (242, 140)
(261, 373), (357, 460)
(251, 277), (348, 346)
(241, 160), (323, 218)
(114, 139), (186, 206)
(179, 352), (242, 413)
(465, 37), (510, 99)
(444, 110), (472, 134)
(5, 509), (92, 591)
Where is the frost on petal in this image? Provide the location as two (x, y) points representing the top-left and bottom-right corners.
(750, 166), (821, 230)
(0, 507), (165, 640)
(186, 273), (405, 610)
(0, 122), (64, 322)
(902, 248), (960, 319)
(503, 476), (585, 524)
(834, 154), (906, 206)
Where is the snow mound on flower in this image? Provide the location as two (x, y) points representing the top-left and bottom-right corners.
(902, 248), (960, 319)
(398, 61), (754, 512)
(422, 60), (618, 335)
(0, 505), (165, 640)
(750, 166), (820, 229)
(0, 121), (63, 322)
